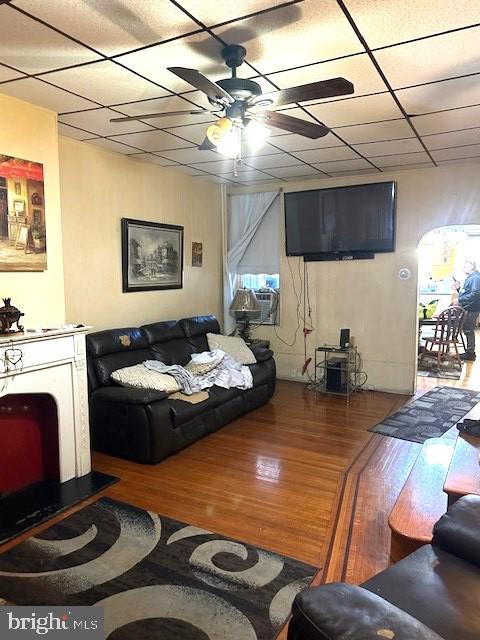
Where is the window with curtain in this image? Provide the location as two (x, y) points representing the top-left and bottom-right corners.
(224, 192), (281, 332)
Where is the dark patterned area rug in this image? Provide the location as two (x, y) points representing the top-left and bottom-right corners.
(369, 386), (480, 444)
(0, 497), (317, 639)
(417, 361), (462, 380)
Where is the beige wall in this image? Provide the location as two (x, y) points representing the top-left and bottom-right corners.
(0, 94), (65, 325)
(229, 162), (480, 394)
(59, 137), (223, 331)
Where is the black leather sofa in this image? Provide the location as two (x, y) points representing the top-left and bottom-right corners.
(288, 494), (480, 640)
(86, 315), (276, 464)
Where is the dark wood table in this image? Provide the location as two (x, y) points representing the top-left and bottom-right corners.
(443, 403), (480, 505)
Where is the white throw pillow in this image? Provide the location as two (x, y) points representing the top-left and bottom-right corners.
(206, 333), (256, 365)
(111, 364), (180, 393)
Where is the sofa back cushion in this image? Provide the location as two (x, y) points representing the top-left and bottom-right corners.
(141, 320), (194, 366)
(87, 328), (152, 386)
(180, 315), (220, 352)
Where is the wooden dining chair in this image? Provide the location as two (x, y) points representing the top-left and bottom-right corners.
(419, 305), (466, 368)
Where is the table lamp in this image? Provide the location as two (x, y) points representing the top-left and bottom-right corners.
(230, 289), (261, 342)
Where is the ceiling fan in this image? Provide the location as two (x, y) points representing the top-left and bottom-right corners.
(111, 44), (354, 167)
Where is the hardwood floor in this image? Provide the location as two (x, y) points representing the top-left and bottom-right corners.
(93, 381), (407, 569)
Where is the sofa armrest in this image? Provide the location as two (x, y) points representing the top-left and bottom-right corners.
(250, 345), (273, 362)
(289, 584), (443, 640)
(91, 386), (169, 405)
(432, 494), (480, 567)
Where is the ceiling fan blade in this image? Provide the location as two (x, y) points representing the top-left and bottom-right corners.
(256, 111), (329, 139)
(110, 109), (216, 123)
(259, 78), (354, 108)
(168, 67), (234, 104)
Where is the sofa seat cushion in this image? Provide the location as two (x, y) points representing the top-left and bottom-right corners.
(363, 544), (480, 640)
(111, 363), (180, 392)
(168, 385), (243, 428)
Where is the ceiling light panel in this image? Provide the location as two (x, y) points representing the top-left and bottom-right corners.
(108, 129), (194, 152)
(412, 105), (480, 135)
(213, 0), (365, 75)
(375, 26), (480, 90)
(344, 0), (480, 49)
(0, 5), (100, 73)
(43, 60), (169, 106)
(396, 75), (480, 115)
(267, 53), (386, 99)
(334, 119), (413, 143)
(60, 108), (154, 137)
(305, 92), (403, 128)
(12, 0), (200, 56)
(0, 77), (98, 113)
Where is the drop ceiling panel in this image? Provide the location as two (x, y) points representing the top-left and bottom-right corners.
(190, 159), (253, 173)
(375, 27), (480, 89)
(85, 137), (144, 154)
(329, 167), (380, 176)
(266, 53), (386, 99)
(267, 131), (341, 152)
(43, 61), (168, 107)
(171, 165), (208, 176)
(0, 77), (98, 112)
(312, 158), (374, 172)
(178, 0), (291, 26)
(436, 156), (480, 166)
(354, 138), (423, 157)
(220, 169), (277, 181)
(60, 108), (154, 137)
(117, 95), (215, 129)
(242, 153), (306, 170)
(378, 162), (434, 172)
(292, 146), (360, 163)
(13, 0), (200, 56)
(0, 5), (100, 73)
(129, 153), (177, 166)
(160, 147), (223, 163)
(431, 144), (480, 161)
(117, 32), (230, 94)
(165, 122), (212, 145)
(305, 93), (403, 127)
(412, 105), (480, 135)
(344, 0), (480, 49)
(372, 151), (431, 167)
(334, 119), (413, 143)
(57, 123), (94, 140)
(0, 64), (24, 82)
(397, 75), (480, 115)
(213, 0), (364, 74)
(423, 128), (480, 150)
(266, 164), (323, 179)
(109, 129), (194, 152)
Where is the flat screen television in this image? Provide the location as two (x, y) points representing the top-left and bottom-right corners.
(284, 181), (396, 259)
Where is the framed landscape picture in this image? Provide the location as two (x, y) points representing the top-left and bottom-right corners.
(122, 218), (183, 292)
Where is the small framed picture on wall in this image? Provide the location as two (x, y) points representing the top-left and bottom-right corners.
(192, 241), (203, 267)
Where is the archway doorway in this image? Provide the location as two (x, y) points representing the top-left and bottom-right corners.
(417, 225), (480, 392)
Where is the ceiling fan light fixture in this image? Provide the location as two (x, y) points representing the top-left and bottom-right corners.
(252, 97), (274, 108)
(206, 116), (233, 145)
(245, 119), (271, 146)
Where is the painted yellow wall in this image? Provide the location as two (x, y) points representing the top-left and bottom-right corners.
(229, 162), (480, 394)
(0, 93), (65, 325)
(59, 136), (223, 331)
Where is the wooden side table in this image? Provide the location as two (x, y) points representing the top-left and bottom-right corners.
(443, 433), (480, 506)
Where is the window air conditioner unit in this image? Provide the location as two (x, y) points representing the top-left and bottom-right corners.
(255, 291), (279, 325)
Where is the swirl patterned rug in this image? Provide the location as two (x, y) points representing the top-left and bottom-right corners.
(0, 497), (317, 639)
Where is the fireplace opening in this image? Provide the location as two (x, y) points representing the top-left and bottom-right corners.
(0, 393), (59, 496)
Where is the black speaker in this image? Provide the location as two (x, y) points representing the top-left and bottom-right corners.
(326, 359), (346, 392)
(340, 328), (350, 348)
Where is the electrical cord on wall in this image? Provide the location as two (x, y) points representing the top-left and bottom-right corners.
(273, 256), (303, 347)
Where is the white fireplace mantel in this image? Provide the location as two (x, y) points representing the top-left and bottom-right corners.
(0, 327), (91, 482)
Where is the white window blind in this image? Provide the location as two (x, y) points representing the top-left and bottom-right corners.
(228, 192), (280, 275)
